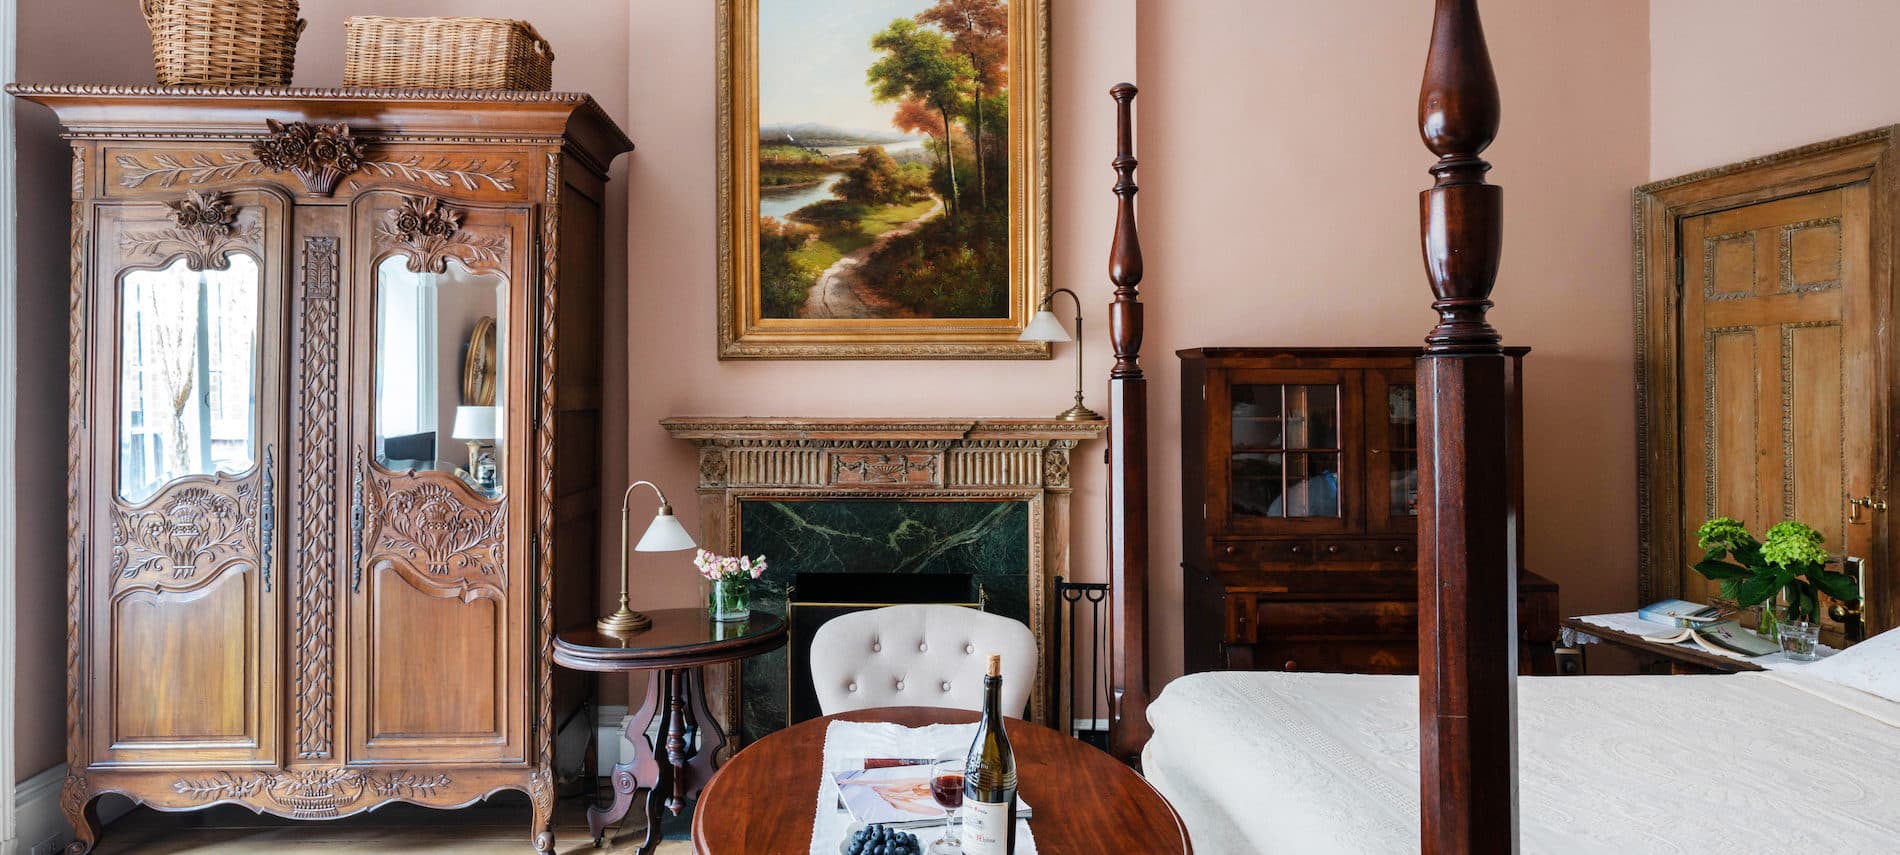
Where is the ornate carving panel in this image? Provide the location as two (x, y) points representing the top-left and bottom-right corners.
(829, 452), (940, 486)
(119, 190), (260, 271)
(294, 236), (341, 760)
(172, 768), (451, 818)
(111, 478), (260, 593)
(252, 120), (364, 196)
(112, 149), (519, 195)
(374, 195), (508, 275)
(361, 463), (506, 602)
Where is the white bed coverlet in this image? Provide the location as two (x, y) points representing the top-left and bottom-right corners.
(1143, 671), (1900, 854)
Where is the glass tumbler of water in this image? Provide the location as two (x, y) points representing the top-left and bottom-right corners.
(1779, 620), (1821, 661)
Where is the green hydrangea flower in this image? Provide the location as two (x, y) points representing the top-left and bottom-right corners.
(1761, 521), (1828, 569)
(1696, 517), (1752, 553)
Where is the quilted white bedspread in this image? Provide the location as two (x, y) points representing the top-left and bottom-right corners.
(1143, 671), (1900, 854)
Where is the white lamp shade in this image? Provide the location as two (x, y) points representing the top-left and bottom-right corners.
(1018, 309), (1072, 343)
(451, 405), (497, 440)
(634, 510), (697, 552)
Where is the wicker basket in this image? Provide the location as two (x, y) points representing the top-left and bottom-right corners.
(141, 0), (304, 87)
(344, 17), (555, 91)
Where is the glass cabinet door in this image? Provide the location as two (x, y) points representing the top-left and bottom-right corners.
(1367, 368), (1418, 532)
(1219, 369), (1359, 533)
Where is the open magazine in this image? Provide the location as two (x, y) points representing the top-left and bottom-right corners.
(832, 759), (1032, 829)
(1641, 618), (1780, 657)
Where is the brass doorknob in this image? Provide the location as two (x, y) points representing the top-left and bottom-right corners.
(1849, 496), (1888, 524)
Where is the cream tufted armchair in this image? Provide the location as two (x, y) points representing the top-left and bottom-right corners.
(808, 605), (1037, 715)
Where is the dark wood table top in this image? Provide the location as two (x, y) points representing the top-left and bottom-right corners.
(691, 706), (1192, 854)
(552, 609), (786, 672)
(1560, 615), (1764, 673)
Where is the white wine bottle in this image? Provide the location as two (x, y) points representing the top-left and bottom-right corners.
(960, 654), (1017, 855)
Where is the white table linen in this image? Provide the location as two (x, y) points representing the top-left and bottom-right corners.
(811, 719), (1037, 855)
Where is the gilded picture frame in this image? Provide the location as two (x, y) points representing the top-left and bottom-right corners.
(716, 0), (1051, 359)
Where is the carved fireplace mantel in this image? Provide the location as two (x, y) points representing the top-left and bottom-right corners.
(660, 417), (1106, 738)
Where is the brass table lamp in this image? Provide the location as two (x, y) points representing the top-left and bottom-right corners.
(597, 480), (697, 633)
(1017, 287), (1101, 421)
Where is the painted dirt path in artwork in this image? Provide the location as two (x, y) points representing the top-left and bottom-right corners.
(800, 195), (945, 319)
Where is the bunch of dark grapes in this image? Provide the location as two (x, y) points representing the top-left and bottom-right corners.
(847, 823), (921, 855)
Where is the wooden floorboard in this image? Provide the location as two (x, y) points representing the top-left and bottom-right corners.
(93, 795), (695, 854)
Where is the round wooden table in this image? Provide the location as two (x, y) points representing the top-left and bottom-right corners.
(553, 610), (786, 854)
(690, 706), (1192, 854)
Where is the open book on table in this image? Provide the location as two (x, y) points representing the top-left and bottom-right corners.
(1641, 619), (1781, 657)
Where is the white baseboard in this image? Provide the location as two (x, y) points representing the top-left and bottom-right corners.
(593, 705), (633, 771)
(13, 766), (67, 855)
(14, 766), (135, 855)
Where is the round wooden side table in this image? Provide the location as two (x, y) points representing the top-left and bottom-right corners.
(690, 706), (1193, 854)
(553, 609), (786, 854)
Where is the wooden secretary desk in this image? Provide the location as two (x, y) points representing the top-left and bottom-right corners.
(10, 85), (630, 854)
(1179, 347), (1559, 676)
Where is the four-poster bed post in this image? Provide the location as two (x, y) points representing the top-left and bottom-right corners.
(1415, 0), (1518, 852)
(1100, 5), (1521, 843)
(1106, 81), (1153, 764)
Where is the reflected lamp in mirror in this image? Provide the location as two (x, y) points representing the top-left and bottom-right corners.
(1017, 287), (1100, 421)
(598, 479), (698, 634)
(451, 405), (496, 484)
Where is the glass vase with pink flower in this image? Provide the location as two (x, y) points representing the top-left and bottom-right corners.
(694, 549), (766, 622)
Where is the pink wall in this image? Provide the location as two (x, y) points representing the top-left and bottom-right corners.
(12, 0), (151, 783)
(1650, 0), (1900, 179)
(1136, 1), (1651, 683)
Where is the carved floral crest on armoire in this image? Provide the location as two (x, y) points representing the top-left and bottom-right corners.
(7, 84), (631, 855)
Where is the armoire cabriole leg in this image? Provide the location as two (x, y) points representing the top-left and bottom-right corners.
(1415, 0), (1518, 853)
(61, 780), (99, 855)
(530, 768), (556, 854)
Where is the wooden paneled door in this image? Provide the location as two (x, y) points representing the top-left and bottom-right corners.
(1638, 129), (1900, 636)
(1679, 189), (1874, 607)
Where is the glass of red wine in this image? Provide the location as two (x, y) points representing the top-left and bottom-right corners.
(927, 756), (965, 854)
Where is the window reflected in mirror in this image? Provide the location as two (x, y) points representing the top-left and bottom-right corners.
(118, 254), (261, 503)
(373, 255), (507, 496)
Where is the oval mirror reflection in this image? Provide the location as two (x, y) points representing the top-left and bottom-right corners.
(373, 255), (508, 497)
(118, 254), (261, 504)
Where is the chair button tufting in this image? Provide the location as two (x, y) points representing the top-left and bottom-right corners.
(895, 680), (905, 691)
(872, 642), (881, 652)
(919, 642), (928, 652)
(965, 643), (975, 654)
(847, 682), (858, 692)
(941, 681), (952, 692)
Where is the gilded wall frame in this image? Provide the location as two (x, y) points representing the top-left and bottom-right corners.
(716, 0), (1051, 359)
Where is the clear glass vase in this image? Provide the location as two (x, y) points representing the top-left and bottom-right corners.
(1756, 597), (1785, 641)
(709, 576), (750, 622)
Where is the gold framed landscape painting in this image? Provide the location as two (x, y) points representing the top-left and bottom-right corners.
(718, 0), (1050, 359)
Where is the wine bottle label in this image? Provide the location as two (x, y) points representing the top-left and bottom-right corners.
(960, 797), (1012, 855)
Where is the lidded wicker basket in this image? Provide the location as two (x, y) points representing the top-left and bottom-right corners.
(141, 0), (305, 87)
(344, 17), (555, 91)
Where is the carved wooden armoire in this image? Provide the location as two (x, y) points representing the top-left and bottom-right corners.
(10, 85), (630, 854)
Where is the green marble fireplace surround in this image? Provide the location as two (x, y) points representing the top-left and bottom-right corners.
(661, 417), (1107, 750)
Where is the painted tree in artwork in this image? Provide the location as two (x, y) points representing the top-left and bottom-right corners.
(917, 0), (1007, 208)
(868, 19), (975, 216)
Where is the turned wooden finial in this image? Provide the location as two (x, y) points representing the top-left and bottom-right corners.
(1109, 82), (1144, 380)
(1418, 0), (1503, 354)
